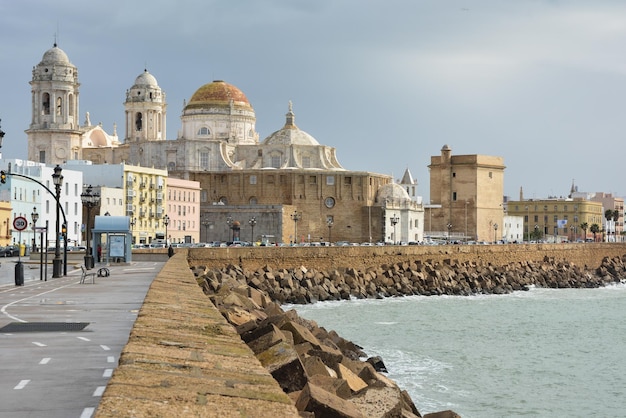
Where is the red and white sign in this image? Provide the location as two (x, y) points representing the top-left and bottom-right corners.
(13, 216), (28, 231)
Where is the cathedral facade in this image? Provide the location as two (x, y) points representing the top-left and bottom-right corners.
(26, 43), (424, 244)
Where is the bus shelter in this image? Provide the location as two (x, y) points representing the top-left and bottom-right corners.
(91, 216), (132, 264)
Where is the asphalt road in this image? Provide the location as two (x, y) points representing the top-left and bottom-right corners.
(0, 259), (164, 418)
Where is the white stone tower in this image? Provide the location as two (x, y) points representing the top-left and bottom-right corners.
(26, 43), (82, 164)
(124, 70), (166, 142)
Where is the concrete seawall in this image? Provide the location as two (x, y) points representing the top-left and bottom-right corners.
(187, 242), (626, 272)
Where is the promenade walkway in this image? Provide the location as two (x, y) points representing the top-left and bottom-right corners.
(0, 253), (298, 418)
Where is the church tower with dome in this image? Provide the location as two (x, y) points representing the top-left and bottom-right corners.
(27, 43), (120, 165)
(26, 43), (82, 164)
(124, 69), (166, 143)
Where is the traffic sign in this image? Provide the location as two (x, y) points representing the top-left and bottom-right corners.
(13, 216), (28, 231)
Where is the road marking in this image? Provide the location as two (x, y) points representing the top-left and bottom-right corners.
(32, 341), (46, 347)
(39, 357), (51, 365)
(80, 407), (95, 418)
(14, 380), (30, 389)
(93, 386), (106, 397)
(107, 356), (115, 363)
(103, 368), (113, 377)
(78, 336), (90, 341)
(1, 280), (81, 322)
(100, 344), (110, 351)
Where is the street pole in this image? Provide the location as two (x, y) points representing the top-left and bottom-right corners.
(52, 165), (63, 278)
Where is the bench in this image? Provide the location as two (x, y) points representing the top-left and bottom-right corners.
(80, 265), (96, 284)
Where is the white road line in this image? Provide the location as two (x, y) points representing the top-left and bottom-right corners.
(103, 368), (113, 377)
(14, 380), (30, 390)
(107, 356), (115, 363)
(77, 336), (90, 341)
(80, 407), (95, 418)
(100, 344), (110, 351)
(39, 357), (51, 365)
(32, 341), (46, 347)
(93, 386), (106, 397)
(1, 280), (80, 322)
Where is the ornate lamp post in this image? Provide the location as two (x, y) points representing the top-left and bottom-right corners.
(446, 222), (452, 243)
(52, 165), (63, 278)
(494, 223), (498, 243)
(390, 215), (400, 244)
(31, 207), (38, 253)
(163, 215), (170, 244)
(327, 218), (333, 244)
(248, 217), (257, 243)
(291, 211), (301, 245)
(130, 217), (135, 244)
(80, 185), (100, 269)
(202, 217), (211, 243)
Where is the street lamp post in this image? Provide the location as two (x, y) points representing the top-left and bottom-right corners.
(202, 217), (211, 243)
(327, 218), (333, 244)
(465, 201), (468, 242)
(248, 217), (257, 243)
(80, 185), (100, 269)
(446, 222), (452, 243)
(525, 205), (529, 242)
(494, 223), (498, 243)
(130, 218), (135, 244)
(163, 215), (170, 244)
(291, 211), (301, 245)
(390, 215), (400, 244)
(226, 216), (233, 242)
(31, 207), (38, 253)
(52, 165), (63, 278)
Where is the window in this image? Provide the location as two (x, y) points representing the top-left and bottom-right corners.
(268, 175), (275, 184)
(309, 176), (317, 185)
(197, 127), (210, 136)
(452, 172), (456, 178)
(42, 93), (50, 115)
(452, 192), (457, 201)
(489, 172), (493, 179)
(39, 151), (45, 164)
(326, 176), (334, 185)
(250, 175), (257, 185)
(271, 155), (281, 168)
(249, 197), (257, 205)
(344, 177), (352, 185)
(200, 152), (209, 169)
(135, 112), (143, 131)
(302, 156), (310, 168)
(56, 97), (62, 115)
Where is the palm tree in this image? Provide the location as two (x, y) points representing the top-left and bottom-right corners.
(580, 222), (588, 242)
(590, 223), (600, 242)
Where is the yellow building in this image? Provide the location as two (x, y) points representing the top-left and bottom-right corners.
(123, 164), (168, 245)
(506, 198), (604, 242)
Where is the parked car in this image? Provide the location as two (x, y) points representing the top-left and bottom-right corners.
(0, 245), (20, 257)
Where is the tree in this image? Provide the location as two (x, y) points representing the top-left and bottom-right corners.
(580, 222), (588, 242)
(590, 223), (600, 242)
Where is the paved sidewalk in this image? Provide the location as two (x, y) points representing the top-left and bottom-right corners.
(0, 261), (163, 418)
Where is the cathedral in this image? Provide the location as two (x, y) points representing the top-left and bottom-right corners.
(26, 43), (425, 244)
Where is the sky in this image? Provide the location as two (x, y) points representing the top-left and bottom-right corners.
(2, 0), (626, 202)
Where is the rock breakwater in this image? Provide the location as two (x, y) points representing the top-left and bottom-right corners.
(192, 255), (626, 417)
(202, 255), (626, 305)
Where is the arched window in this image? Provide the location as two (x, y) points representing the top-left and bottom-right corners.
(197, 127), (210, 136)
(56, 97), (62, 116)
(135, 112), (143, 131)
(42, 93), (50, 115)
(249, 197), (258, 205)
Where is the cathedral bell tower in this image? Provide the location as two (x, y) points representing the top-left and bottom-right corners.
(26, 43), (82, 164)
(124, 69), (166, 143)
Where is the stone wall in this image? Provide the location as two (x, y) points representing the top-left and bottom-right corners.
(187, 243), (626, 273)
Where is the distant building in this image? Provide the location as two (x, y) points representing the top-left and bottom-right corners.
(26, 43), (425, 244)
(427, 145), (505, 242)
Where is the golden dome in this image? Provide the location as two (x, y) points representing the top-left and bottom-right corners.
(185, 80), (252, 111)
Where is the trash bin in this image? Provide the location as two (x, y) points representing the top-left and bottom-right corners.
(19, 243), (26, 257)
(15, 261), (24, 286)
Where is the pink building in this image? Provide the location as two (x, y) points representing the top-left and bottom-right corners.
(166, 178), (201, 244)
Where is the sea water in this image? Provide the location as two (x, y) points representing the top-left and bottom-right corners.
(291, 284), (626, 418)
